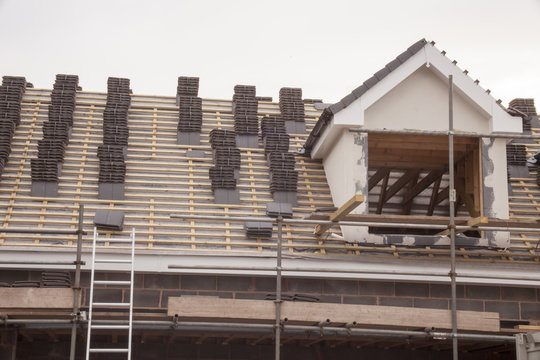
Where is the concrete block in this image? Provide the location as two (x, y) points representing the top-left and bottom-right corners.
(234, 292), (267, 300)
(485, 301), (519, 320)
(414, 298), (449, 310)
(0, 270), (28, 282)
(466, 285), (500, 300)
(130, 289), (160, 308)
(501, 287), (536, 301)
(318, 295), (342, 304)
(91, 288), (123, 303)
(379, 297), (413, 307)
(430, 284), (465, 298)
(323, 279), (358, 295)
(198, 291), (234, 299)
(161, 290), (197, 307)
(199, 343), (229, 359)
(181, 275), (216, 290)
(287, 278), (322, 294)
(395, 282), (429, 297)
(217, 276), (252, 291)
(456, 299), (484, 312)
(144, 274), (180, 289)
(358, 281), (394, 296)
(521, 302), (540, 320)
(255, 277), (284, 292)
(343, 296), (377, 305)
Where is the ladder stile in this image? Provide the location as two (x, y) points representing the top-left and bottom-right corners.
(86, 227), (135, 359)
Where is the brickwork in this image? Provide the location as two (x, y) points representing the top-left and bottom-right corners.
(1, 270), (538, 323)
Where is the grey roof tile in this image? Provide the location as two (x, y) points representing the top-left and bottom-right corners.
(363, 76), (379, 89)
(328, 101), (345, 114)
(407, 39), (428, 54)
(396, 50), (413, 64)
(304, 38), (427, 155)
(385, 59), (401, 71)
(352, 84), (368, 98)
(374, 67), (391, 81)
(341, 93), (357, 107)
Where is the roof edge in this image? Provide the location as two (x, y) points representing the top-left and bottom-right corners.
(304, 38), (428, 155)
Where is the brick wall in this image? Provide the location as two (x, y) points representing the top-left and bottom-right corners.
(1, 270), (538, 323)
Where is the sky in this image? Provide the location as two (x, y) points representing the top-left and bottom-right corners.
(0, 0), (539, 106)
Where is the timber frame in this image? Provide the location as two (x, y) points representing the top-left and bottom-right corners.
(367, 133), (482, 235)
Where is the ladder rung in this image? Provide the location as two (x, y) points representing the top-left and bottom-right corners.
(94, 259), (132, 264)
(92, 302), (130, 308)
(94, 280), (131, 285)
(91, 325), (130, 330)
(96, 238), (133, 243)
(89, 348), (129, 353)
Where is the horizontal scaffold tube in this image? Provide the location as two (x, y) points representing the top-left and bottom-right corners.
(0, 318), (516, 343)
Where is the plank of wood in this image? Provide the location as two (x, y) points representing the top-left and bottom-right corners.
(314, 194), (364, 235)
(0, 288), (76, 309)
(436, 216), (488, 236)
(307, 213), (540, 229)
(167, 297), (499, 332)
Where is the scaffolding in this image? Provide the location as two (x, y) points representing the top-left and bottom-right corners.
(1, 78), (540, 359)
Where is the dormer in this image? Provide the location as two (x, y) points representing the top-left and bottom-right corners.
(305, 39), (523, 248)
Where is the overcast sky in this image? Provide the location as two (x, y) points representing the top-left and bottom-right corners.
(0, 0), (539, 106)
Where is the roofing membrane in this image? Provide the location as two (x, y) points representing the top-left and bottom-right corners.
(0, 87), (537, 264)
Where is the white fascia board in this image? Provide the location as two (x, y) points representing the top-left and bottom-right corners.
(312, 43), (522, 159)
(1, 246), (540, 287)
(423, 44), (522, 134)
(310, 121), (349, 159)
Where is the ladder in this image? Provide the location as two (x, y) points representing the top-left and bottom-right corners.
(86, 227), (135, 359)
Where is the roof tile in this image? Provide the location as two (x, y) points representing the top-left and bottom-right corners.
(341, 93), (357, 107)
(374, 67), (391, 81)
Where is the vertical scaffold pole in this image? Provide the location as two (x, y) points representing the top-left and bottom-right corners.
(275, 216), (283, 360)
(69, 204), (84, 360)
(448, 75), (458, 360)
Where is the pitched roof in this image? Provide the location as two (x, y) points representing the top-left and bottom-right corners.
(303, 38), (429, 155)
(0, 86), (537, 264)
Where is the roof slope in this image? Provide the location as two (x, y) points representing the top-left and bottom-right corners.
(0, 87), (537, 263)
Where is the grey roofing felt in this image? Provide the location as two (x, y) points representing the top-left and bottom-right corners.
(303, 38), (428, 155)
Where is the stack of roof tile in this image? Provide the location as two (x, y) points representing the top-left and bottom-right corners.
(177, 76), (199, 97)
(209, 129), (236, 148)
(213, 146), (241, 170)
(261, 115), (286, 138)
(41, 271), (72, 288)
(509, 98), (537, 132)
(507, 144), (527, 166)
(244, 221), (273, 238)
(31, 74), (78, 196)
(0, 76), (26, 175)
(98, 77), (131, 200)
(260, 116), (298, 204)
(233, 85), (259, 147)
(233, 85), (258, 133)
(177, 76), (202, 145)
(279, 87), (305, 133)
(509, 98), (537, 117)
(209, 129), (240, 203)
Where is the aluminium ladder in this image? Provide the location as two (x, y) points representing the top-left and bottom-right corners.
(86, 227), (135, 359)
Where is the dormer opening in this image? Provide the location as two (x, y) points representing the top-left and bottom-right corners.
(367, 133), (482, 237)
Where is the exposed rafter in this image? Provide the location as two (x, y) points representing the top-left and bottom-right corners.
(369, 168), (390, 191)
